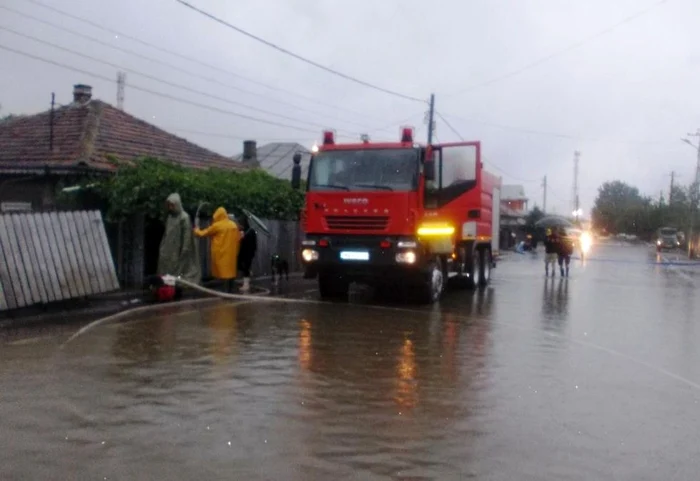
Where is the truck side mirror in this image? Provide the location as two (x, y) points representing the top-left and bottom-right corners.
(424, 159), (436, 182)
(291, 152), (302, 189)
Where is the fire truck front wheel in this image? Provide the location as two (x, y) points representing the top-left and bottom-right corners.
(318, 272), (350, 300)
(479, 248), (492, 288)
(415, 258), (444, 304)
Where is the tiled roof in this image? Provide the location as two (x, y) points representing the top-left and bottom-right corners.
(501, 184), (527, 201)
(233, 142), (311, 180)
(0, 99), (245, 172)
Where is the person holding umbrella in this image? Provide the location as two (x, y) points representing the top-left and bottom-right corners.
(543, 227), (560, 277)
(557, 226), (575, 277)
(237, 215), (258, 293)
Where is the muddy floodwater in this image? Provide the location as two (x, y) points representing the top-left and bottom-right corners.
(2, 243), (700, 480)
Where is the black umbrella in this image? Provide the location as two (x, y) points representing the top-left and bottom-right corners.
(535, 215), (573, 228)
(240, 207), (271, 237)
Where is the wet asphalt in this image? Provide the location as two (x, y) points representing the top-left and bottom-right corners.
(2, 241), (700, 480)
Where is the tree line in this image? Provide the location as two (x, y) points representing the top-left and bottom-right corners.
(591, 180), (697, 240)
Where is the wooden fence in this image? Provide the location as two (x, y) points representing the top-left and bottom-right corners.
(0, 210), (119, 312)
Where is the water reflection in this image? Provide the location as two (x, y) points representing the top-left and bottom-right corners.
(290, 300), (494, 477)
(541, 278), (570, 329)
(299, 318), (312, 371)
(112, 312), (179, 363)
(203, 303), (240, 364)
(394, 336), (417, 409)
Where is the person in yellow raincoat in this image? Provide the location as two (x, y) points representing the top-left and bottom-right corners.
(194, 207), (241, 292)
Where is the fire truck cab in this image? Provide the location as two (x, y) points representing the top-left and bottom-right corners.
(291, 127), (501, 304)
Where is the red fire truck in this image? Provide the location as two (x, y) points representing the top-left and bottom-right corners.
(291, 127), (501, 304)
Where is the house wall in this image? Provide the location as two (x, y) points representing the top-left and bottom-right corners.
(502, 199), (527, 213)
(0, 175), (57, 211)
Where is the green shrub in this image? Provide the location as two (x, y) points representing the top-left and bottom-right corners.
(85, 157), (304, 221)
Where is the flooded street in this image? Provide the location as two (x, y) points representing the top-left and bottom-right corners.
(2, 243), (700, 480)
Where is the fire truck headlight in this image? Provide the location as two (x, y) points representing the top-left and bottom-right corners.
(302, 249), (319, 262)
(396, 251), (416, 264)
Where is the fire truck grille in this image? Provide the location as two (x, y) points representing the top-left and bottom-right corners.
(324, 215), (389, 231)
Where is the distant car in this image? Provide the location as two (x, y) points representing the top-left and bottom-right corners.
(656, 227), (680, 252)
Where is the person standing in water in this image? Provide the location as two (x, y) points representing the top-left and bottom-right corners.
(194, 206), (241, 292)
(237, 215), (258, 293)
(557, 226), (574, 277)
(543, 228), (560, 277)
(157, 193), (201, 284)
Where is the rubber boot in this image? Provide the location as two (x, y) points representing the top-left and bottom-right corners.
(240, 277), (251, 293)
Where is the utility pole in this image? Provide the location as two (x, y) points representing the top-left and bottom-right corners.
(572, 151), (581, 224)
(542, 175), (547, 213)
(426, 93), (435, 145)
(669, 171), (675, 205)
(49, 92), (55, 152)
(681, 131), (700, 257)
(117, 71), (126, 110)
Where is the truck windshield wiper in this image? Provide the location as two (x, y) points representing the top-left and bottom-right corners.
(354, 183), (394, 191)
(312, 183), (349, 190)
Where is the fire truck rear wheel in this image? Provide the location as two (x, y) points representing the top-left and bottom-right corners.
(318, 273), (349, 300)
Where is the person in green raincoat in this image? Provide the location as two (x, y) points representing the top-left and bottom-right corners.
(157, 193), (201, 284)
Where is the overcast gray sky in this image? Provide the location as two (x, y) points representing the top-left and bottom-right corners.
(1, 0), (698, 216)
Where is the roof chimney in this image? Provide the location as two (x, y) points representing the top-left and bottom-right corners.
(242, 140), (259, 167)
(73, 84), (92, 104)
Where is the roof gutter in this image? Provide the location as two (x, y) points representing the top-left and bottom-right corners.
(0, 164), (113, 176)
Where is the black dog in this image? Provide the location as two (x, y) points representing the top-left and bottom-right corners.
(271, 254), (289, 284)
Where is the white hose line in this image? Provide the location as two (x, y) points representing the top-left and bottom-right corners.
(175, 278), (315, 304)
(60, 297), (223, 348)
(61, 281), (271, 349)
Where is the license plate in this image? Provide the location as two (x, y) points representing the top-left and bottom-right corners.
(340, 250), (370, 261)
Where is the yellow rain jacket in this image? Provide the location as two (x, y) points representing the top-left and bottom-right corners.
(194, 207), (240, 280)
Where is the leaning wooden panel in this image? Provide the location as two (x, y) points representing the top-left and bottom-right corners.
(11, 213), (46, 305)
(57, 211), (89, 298)
(0, 214), (31, 308)
(66, 211), (98, 296)
(76, 210), (107, 295)
(0, 219), (9, 311)
(88, 210), (120, 291)
(42, 212), (73, 300)
(27, 212), (60, 302)
(79, 210), (108, 293)
(18, 212), (51, 304)
(0, 215), (22, 309)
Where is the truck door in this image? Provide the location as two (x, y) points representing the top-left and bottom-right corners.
(425, 142), (481, 208)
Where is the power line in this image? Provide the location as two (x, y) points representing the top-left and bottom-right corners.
(446, 0), (669, 98)
(169, 128), (311, 142)
(174, 0), (426, 103)
(0, 43), (325, 134)
(434, 110), (541, 184)
(0, 25), (363, 136)
(21, 0), (386, 122)
(438, 111), (675, 145)
(0, 4), (382, 133)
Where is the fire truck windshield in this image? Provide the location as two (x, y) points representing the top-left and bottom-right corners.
(308, 148), (418, 192)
